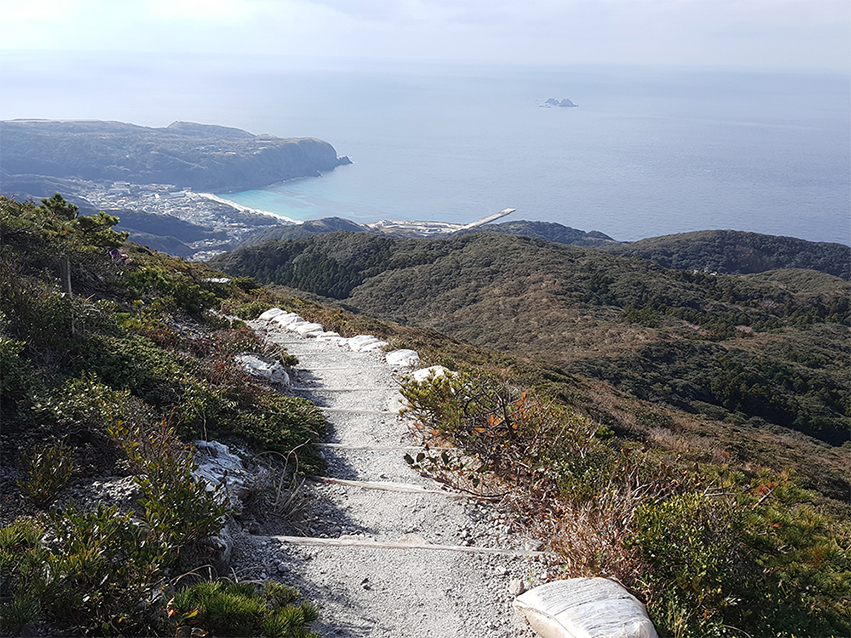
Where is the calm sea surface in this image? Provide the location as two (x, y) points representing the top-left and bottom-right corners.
(2, 54), (849, 244)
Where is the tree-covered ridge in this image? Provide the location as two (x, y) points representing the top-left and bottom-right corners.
(455, 219), (618, 246)
(599, 229), (851, 280)
(236, 217), (372, 247)
(212, 231), (850, 449)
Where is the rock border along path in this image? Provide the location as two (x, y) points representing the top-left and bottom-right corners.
(246, 311), (546, 638)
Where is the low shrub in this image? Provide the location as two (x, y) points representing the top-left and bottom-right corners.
(168, 580), (319, 638)
(0, 333), (39, 424)
(109, 419), (230, 563)
(124, 263), (221, 315)
(0, 518), (47, 629)
(233, 393), (327, 475)
(399, 370), (851, 638)
(17, 441), (76, 508)
(629, 480), (851, 638)
(0, 420), (231, 635)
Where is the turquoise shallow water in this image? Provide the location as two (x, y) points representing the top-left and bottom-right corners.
(2, 54), (848, 244)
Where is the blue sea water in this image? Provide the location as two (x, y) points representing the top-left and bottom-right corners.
(2, 54), (849, 244)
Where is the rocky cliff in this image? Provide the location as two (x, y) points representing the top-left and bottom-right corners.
(0, 119), (350, 192)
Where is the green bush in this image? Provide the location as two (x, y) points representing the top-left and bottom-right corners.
(0, 419), (232, 635)
(233, 393), (327, 475)
(169, 580), (319, 638)
(0, 333), (39, 423)
(109, 419), (230, 562)
(30, 372), (129, 430)
(629, 483), (851, 638)
(629, 493), (744, 637)
(71, 333), (188, 406)
(43, 504), (170, 634)
(124, 264), (220, 315)
(0, 518), (47, 629)
(0, 506), (169, 635)
(17, 441), (76, 508)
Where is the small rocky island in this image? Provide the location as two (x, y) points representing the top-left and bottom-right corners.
(543, 98), (578, 107)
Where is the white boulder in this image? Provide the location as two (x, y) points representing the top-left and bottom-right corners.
(271, 312), (303, 327)
(386, 349), (421, 367)
(192, 440), (249, 507)
(341, 334), (388, 352)
(235, 353), (290, 386)
(258, 308), (286, 321)
(357, 340), (388, 352)
(345, 334), (379, 349)
(412, 365), (450, 383)
(512, 578), (658, 638)
(292, 322), (325, 335)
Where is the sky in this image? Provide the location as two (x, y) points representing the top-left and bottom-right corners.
(0, 0), (849, 70)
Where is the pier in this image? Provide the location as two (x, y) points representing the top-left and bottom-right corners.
(367, 207), (516, 237)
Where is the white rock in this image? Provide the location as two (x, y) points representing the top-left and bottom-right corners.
(271, 312), (303, 327)
(346, 334), (380, 349)
(509, 579), (526, 596)
(512, 578), (658, 638)
(386, 349), (420, 367)
(293, 322), (325, 335)
(412, 366), (450, 383)
(524, 539), (544, 552)
(235, 353), (290, 386)
(192, 440), (249, 506)
(258, 308), (286, 321)
(358, 340), (388, 352)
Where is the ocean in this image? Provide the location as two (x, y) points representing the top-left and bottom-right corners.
(2, 53), (849, 245)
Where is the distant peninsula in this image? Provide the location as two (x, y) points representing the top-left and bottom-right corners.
(0, 119), (351, 192)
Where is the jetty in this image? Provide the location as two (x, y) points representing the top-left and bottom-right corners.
(460, 208), (516, 230)
(367, 207), (516, 237)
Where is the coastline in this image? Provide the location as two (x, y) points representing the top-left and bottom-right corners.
(196, 192), (302, 225)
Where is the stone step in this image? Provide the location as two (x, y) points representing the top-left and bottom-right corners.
(296, 366), (388, 371)
(317, 443), (455, 451)
(290, 387), (394, 392)
(309, 476), (497, 501)
(271, 534), (545, 558)
(318, 407), (396, 415)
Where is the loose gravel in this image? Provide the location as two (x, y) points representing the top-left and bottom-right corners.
(231, 320), (551, 637)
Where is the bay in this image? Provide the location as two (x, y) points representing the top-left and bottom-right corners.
(2, 53), (848, 244)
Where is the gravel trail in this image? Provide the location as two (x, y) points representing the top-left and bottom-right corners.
(246, 321), (547, 637)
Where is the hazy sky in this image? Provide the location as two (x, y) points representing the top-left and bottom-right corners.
(1, 0), (848, 70)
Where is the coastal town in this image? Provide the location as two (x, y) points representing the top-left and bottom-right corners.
(79, 180), (283, 236)
(60, 178), (517, 258)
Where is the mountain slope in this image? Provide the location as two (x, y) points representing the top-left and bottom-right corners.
(599, 229), (851, 280)
(455, 220), (617, 246)
(211, 231), (851, 448)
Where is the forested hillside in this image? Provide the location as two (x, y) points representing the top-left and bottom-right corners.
(600, 229), (851, 279)
(455, 219), (618, 246)
(211, 231), (851, 450)
(211, 228), (851, 636)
